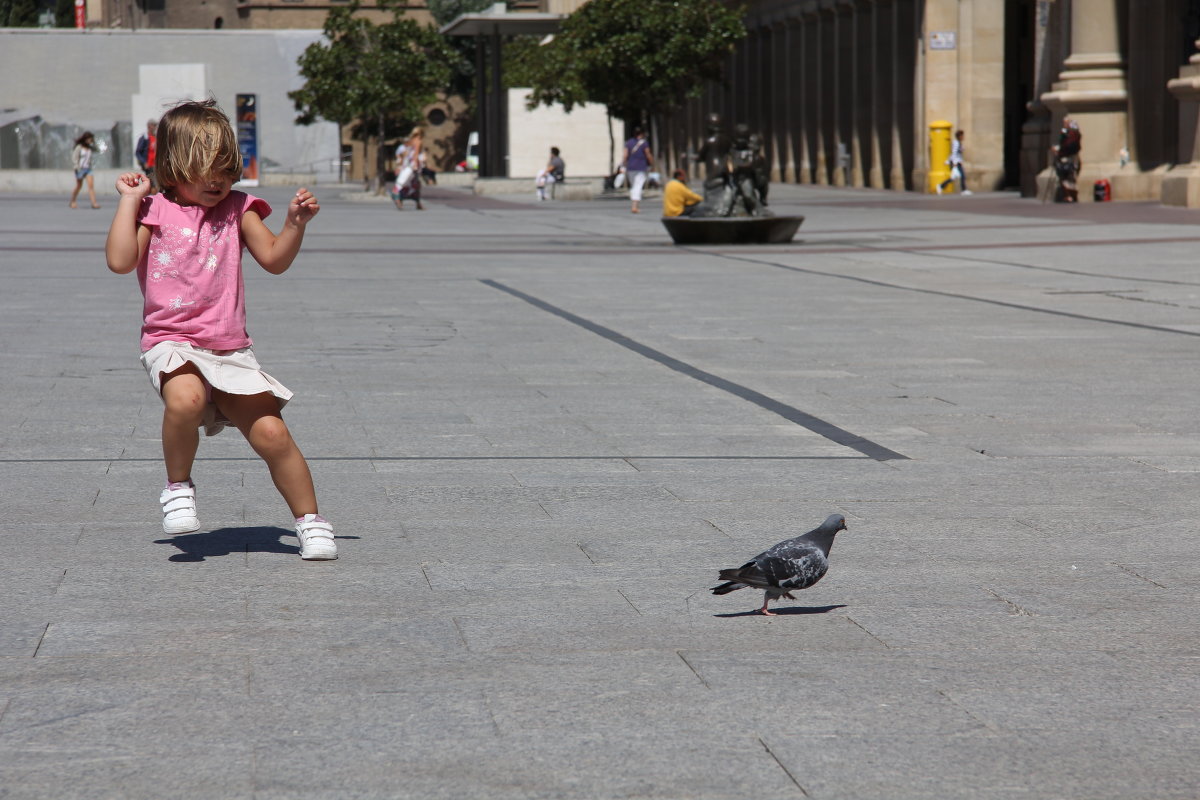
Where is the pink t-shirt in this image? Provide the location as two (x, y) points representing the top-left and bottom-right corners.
(136, 190), (271, 352)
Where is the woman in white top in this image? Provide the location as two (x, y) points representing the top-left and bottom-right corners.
(69, 131), (101, 209)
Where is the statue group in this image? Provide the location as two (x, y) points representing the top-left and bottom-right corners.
(693, 113), (771, 218)
(661, 112), (802, 244)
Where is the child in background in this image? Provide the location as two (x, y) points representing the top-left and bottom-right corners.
(937, 129), (971, 195)
(105, 99), (337, 560)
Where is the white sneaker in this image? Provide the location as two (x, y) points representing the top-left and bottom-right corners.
(936, 184), (943, 195)
(160, 482), (200, 534)
(296, 514), (338, 560)
(962, 189), (973, 196)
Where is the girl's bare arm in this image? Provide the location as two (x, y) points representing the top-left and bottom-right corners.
(243, 188), (320, 275)
(106, 173), (152, 274)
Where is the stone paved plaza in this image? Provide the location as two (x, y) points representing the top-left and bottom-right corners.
(1, 179), (1198, 798)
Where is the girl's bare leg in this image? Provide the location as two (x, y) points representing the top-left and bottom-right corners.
(214, 390), (317, 517)
(69, 178), (82, 208)
(160, 363), (206, 483)
(86, 174), (99, 208)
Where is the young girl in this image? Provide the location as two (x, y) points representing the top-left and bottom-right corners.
(105, 99), (337, 560)
(70, 131), (101, 209)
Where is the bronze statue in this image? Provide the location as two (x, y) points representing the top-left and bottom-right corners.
(693, 115), (770, 218)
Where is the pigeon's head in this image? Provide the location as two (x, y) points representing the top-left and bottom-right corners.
(823, 514), (848, 533)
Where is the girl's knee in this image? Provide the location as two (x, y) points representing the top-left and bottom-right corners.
(249, 415), (293, 455)
(162, 384), (206, 425)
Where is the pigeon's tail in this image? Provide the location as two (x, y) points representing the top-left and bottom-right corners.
(711, 578), (746, 595)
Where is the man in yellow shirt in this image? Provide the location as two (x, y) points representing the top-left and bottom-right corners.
(663, 169), (703, 217)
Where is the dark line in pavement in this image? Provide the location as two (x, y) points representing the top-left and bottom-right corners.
(480, 278), (908, 462)
(705, 234), (1200, 257)
(712, 251), (1200, 339)
(0, 455), (867, 464)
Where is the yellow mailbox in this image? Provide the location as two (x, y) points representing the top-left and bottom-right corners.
(928, 120), (953, 193)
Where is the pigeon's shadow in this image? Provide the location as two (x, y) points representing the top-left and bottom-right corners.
(153, 526), (359, 563)
(715, 604), (847, 619)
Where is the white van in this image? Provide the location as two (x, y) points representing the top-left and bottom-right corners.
(466, 132), (479, 171)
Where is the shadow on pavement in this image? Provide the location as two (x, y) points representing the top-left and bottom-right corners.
(714, 603), (848, 618)
(154, 526), (299, 562)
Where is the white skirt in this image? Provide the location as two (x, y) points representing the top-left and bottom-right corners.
(140, 341), (293, 436)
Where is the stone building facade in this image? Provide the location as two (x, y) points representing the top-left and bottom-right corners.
(82, 0), (431, 30)
(662, 0), (1200, 204)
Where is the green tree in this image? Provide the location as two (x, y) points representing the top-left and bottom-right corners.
(426, 0), (494, 28)
(289, 0), (462, 186)
(521, 0), (746, 125)
(55, 0), (74, 27)
(1, 0), (41, 26)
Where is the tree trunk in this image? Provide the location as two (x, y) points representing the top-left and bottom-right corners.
(607, 108), (615, 174)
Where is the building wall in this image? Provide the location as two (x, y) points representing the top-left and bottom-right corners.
(507, 89), (621, 178)
(88, 0), (431, 30)
(0, 28), (340, 179)
(663, 0), (1200, 202)
(668, 0), (923, 192)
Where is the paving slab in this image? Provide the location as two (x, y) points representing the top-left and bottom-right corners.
(2, 183), (1200, 798)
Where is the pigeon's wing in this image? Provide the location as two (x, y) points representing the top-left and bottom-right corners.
(756, 541), (829, 592)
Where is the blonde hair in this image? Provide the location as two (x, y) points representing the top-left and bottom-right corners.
(154, 99), (242, 189)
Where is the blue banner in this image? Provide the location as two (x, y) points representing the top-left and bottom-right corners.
(236, 94), (259, 186)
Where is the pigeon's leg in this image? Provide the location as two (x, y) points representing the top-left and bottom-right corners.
(758, 594), (777, 616)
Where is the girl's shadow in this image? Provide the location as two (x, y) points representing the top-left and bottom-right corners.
(154, 526), (357, 562)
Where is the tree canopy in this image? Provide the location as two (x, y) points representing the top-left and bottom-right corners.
(426, 0), (494, 28)
(289, 0), (461, 138)
(0, 0), (41, 26)
(518, 0), (746, 124)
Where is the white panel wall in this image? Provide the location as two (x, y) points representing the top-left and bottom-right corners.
(0, 28), (339, 178)
(507, 88), (621, 178)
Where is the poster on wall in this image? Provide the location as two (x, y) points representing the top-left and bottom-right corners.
(236, 94), (259, 187)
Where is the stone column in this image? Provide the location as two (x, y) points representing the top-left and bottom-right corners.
(889, 0), (909, 190)
(815, 6), (832, 185)
(846, 0), (865, 187)
(1162, 40), (1200, 207)
(781, 18), (798, 184)
(866, 0), (886, 188)
(831, 5), (848, 186)
(798, 10), (816, 184)
(1040, 0), (1130, 201)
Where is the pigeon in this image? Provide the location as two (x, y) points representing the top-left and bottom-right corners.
(711, 513), (847, 615)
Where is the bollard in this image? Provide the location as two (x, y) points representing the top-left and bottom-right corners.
(928, 120), (953, 194)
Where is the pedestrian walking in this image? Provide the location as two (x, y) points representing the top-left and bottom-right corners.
(104, 99), (338, 560)
(392, 127), (425, 210)
(69, 131), (101, 209)
(136, 119), (158, 192)
(622, 127), (654, 214)
(937, 129), (971, 195)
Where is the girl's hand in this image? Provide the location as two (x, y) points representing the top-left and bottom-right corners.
(288, 188), (320, 226)
(115, 172), (152, 199)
